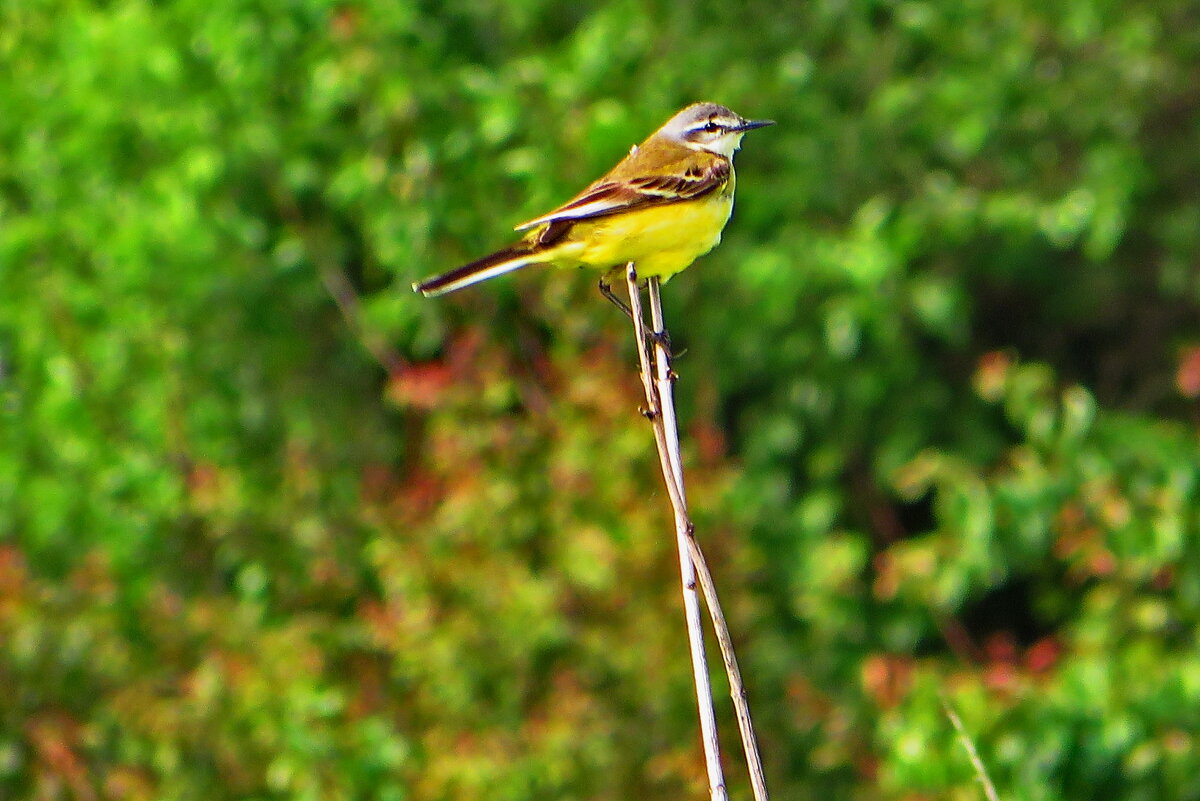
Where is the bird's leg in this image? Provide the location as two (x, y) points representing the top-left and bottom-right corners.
(598, 277), (634, 320)
(604, 272), (678, 359)
(648, 327), (672, 355)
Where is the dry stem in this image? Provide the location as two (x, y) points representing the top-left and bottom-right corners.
(625, 264), (770, 801)
(940, 691), (1001, 801)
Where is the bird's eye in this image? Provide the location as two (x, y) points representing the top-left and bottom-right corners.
(704, 121), (721, 132)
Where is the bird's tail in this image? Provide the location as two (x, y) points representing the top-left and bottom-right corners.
(412, 244), (543, 297)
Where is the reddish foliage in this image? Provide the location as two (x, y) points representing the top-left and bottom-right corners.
(387, 362), (454, 409)
(1025, 636), (1061, 675)
(1175, 345), (1200, 398)
(973, 351), (1012, 400)
(861, 653), (915, 708)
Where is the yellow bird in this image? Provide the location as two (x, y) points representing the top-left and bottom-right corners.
(412, 102), (773, 299)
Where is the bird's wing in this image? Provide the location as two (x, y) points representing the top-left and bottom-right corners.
(514, 158), (730, 232)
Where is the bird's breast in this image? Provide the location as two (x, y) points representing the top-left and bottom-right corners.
(569, 177), (736, 278)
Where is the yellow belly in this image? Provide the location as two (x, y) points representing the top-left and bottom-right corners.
(554, 189), (735, 280)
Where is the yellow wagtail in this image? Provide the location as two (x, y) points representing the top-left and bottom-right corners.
(412, 102), (773, 300)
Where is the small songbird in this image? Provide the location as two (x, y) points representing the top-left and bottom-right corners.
(412, 102), (773, 299)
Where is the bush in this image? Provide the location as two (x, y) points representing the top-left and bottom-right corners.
(2, 1), (1198, 798)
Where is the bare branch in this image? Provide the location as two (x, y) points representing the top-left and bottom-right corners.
(940, 691), (1001, 801)
(626, 266), (727, 801)
(684, 533), (770, 801)
(315, 254), (408, 377)
(626, 266), (771, 801)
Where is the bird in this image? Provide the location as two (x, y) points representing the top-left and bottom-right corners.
(412, 102), (773, 301)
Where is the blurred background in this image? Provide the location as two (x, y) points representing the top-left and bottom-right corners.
(2, 1), (1200, 799)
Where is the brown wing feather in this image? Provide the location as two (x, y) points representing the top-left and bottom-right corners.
(515, 157), (730, 231)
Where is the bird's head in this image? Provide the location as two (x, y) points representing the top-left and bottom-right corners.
(659, 102), (774, 157)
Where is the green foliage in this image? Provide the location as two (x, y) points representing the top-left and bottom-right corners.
(2, 0), (1199, 799)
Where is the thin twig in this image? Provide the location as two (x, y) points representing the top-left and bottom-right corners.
(626, 266), (727, 801)
(627, 271), (684, 513)
(648, 276), (728, 801)
(940, 690), (1001, 801)
(629, 267), (774, 801)
(313, 250), (408, 378)
(684, 534), (770, 801)
(647, 277), (770, 801)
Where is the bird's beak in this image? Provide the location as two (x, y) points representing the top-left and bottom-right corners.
(734, 119), (775, 132)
